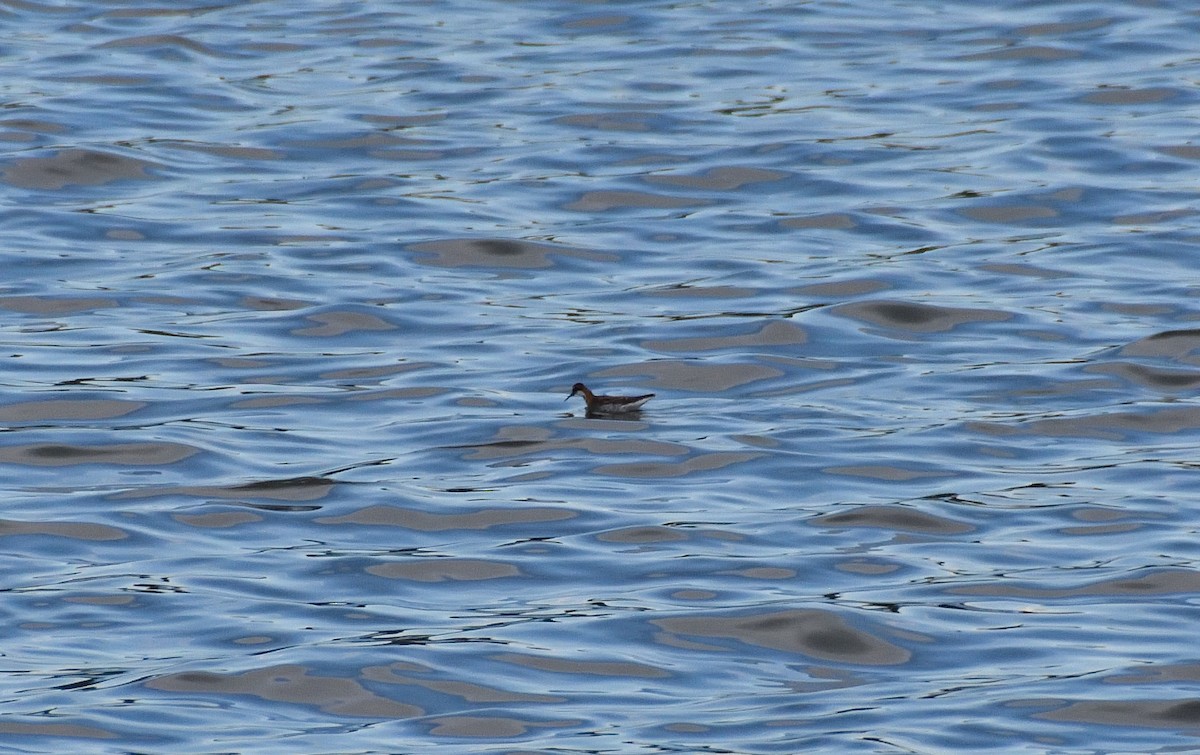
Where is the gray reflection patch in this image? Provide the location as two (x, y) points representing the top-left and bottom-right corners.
(318, 505), (576, 531)
(0, 722), (117, 739)
(145, 664), (421, 718)
(1159, 145), (1200, 160)
(794, 278), (890, 297)
(407, 238), (615, 269)
(1082, 87), (1179, 106)
(1121, 329), (1200, 360)
(831, 299), (1011, 333)
(645, 166), (790, 190)
(116, 476), (334, 501)
(426, 715), (579, 738)
(173, 511), (262, 529)
(291, 310), (396, 337)
(597, 361), (782, 391)
(595, 451), (764, 478)
(3, 148), (160, 189)
(732, 567), (796, 579)
(653, 609), (911, 665)
(645, 284), (759, 299)
(96, 33), (223, 56)
(1059, 522), (1141, 536)
(492, 652), (670, 678)
(780, 213), (857, 230)
(1106, 664), (1200, 684)
(823, 465), (955, 482)
(958, 205), (1058, 223)
(810, 505), (973, 535)
(363, 663), (564, 703)
(969, 406), (1200, 440)
(596, 525), (688, 544)
(949, 568), (1200, 599)
(559, 14), (633, 31)
(230, 395), (327, 409)
(459, 435), (687, 461)
(165, 143), (283, 161)
(1033, 698), (1200, 729)
(959, 45), (1080, 62)
(0, 442), (197, 466)
(0, 296), (119, 314)
(979, 262), (1070, 279)
(644, 320), (807, 352)
(553, 111), (666, 132)
(322, 362), (432, 381)
(1086, 363), (1200, 390)
(836, 559), (902, 575)
(1114, 209), (1194, 226)
(345, 387), (447, 402)
(564, 190), (708, 212)
(0, 518), (127, 541)
(240, 296), (308, 311)
(673, 590), (717, 600)
(367, 559), (520, 582)
(0, 399), (145, 422)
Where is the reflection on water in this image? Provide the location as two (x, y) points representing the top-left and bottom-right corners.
(2, 0), (1200, 751)
(408, 238), (615, 269)
(652, 609), (913, 665)
(3, 149), (161, 190)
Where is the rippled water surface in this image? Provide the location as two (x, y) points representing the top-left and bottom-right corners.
(3, 1), (1200, 751)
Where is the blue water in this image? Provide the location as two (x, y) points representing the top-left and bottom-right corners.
(3, 1), (1200, 751)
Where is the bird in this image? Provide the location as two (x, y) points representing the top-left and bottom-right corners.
(566, 382), (654, 416)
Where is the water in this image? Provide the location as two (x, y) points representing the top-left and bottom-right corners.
(2, 0), (1199, 751)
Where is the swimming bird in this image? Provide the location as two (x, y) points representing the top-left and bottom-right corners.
(566, 382), (654, 416)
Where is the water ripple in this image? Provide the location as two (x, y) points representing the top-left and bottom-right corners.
(2, 0), (1200, 751)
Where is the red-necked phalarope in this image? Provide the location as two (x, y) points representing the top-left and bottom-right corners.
(566, 382), (654, 416)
